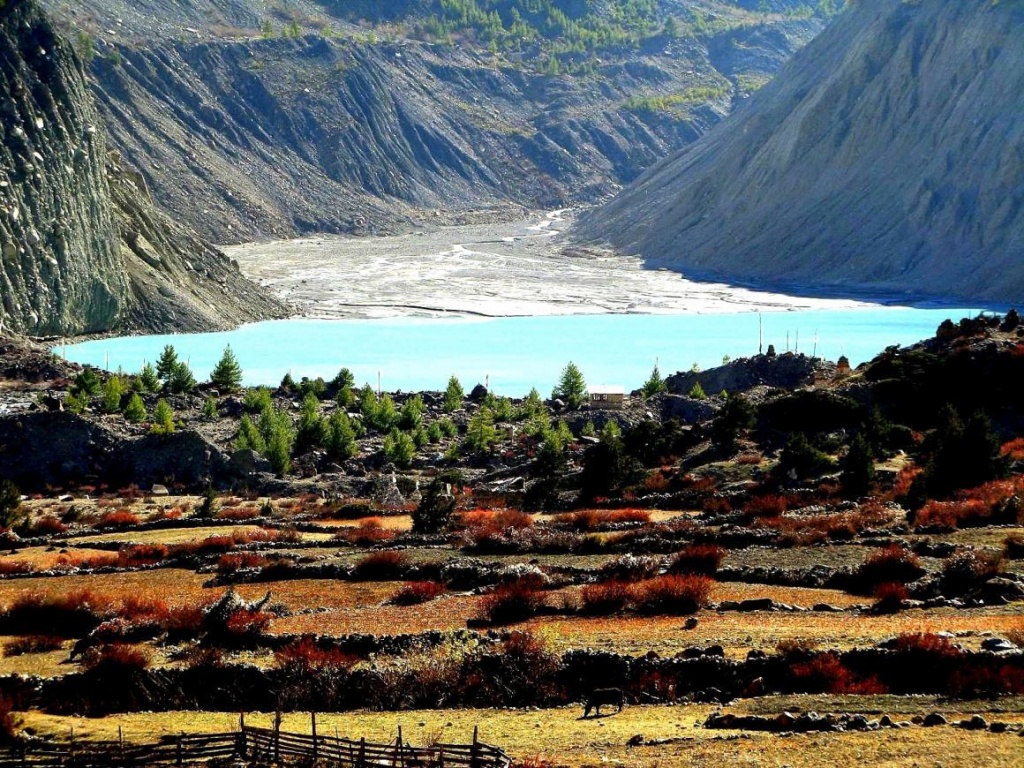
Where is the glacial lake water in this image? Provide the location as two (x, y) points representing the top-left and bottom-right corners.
(60, 308), (983, 397)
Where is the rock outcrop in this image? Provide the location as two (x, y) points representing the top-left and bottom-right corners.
(577, 0), (1024, 305)
(0, 0), (285, 336)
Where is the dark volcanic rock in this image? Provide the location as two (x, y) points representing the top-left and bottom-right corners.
(578, 0), (1024, 305)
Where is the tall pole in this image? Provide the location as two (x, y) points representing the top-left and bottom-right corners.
(758, 313), (762, 355)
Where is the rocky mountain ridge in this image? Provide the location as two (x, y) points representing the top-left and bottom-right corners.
(39, 0), (825, 242)
(0, 0), (285, 336)
(577, 0), (1024, 305)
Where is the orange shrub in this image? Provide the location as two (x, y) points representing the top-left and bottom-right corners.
(580, 580), (632, 615)
(854, 544), (924, 593)
(118, 543), (170, 567)
(216, 553), (272, 573)
(631, 574), (711, 615)
(606, 509), (651, 525)
(390, 581), (446, 606)
(1001, 437), (1024, 461)
(335, 518), (395, 545)
(872, 582), (909, 613)
(643, 471), (670, 493)
(225, 610), (273, 637)
(95, 509), (141, 530)
(217, 506), (260, 521)
(0, 561), (32, 576)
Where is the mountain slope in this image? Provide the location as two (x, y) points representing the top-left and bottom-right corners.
(576, 0), (1024, 305)
(0, 0), (284, 336)
(40, 1), (826, 242)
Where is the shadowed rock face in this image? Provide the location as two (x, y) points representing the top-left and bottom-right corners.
(577, 0), (1024, 305)
(0, 0), (285, 336)
(0, 0), (126, 335)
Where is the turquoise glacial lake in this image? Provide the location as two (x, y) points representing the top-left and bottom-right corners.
(60, 308), (984, 397)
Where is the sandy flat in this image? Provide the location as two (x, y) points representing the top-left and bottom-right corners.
(225, 210), (881, 319)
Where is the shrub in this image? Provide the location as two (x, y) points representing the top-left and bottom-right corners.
(95, 509), (140, 530)
(580, 580), (631, 615)
(383, 428), (416, 467)
(871, 582), (909, 613)
(668, 544), (726, 576)
(335, 518), (395, 546)
(551, 362), (587, 410)
(631, 574), (711, 615)
(789, 652), (887, 694)
(124, 391), (147, 422)
(443, 375), (464, 413)
(0, 695), (21, 744)
(598, 554), (662, 582)
(224, 610), (273, 638)
(477, 580), (545, 625)
(117, 543), (169, 567)
(216, 553), (274, 574)
(274, 636), (357, 673)
(0, 561), (32, 576)
(28, 515), (67, 537)
(853, 544), (924, 593)
(216, 506), (260, 521)
(1004, 533), (1024, 560)
(81, 643), (151, 672)
(949, 664), (1024, 698)
(941, 549), (1003, 594)
(352, 550), (409, 580)
(0, 481), (22, 529)
(742, 493), (790, 519)
(391, 581), (447, 606)
(3, 635), (63, 657)
(150, 398), (175, 434)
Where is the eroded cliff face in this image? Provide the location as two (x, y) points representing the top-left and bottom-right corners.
(0, 0), (126, 335)
(577, 0), (1024, 305)
(0, 0), (285, 336)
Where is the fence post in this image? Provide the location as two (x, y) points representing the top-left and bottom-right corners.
(176, 733), (183, 768)
(274, 711), (281, 766)
(311, 711), (318, 762)
(471, 726), (480, 768)
(19, 742), (26, 768)
(358, 736), (366, 768)
(119, 725), (124, 764)
(395, 725), (403, 768)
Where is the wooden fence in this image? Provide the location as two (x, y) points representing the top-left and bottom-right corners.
(0, 724), (512, 768)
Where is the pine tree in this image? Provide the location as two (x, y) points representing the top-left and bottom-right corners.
(552, 362), (587, 410)
(124, 393), (147, 423)
(294, 392), (326, 455)
(325, 409), (357, 461)
(383, 428), (416, 467)
(841, 433), (875, 498)
(210, 345), (243, 393)
(641, 363), (667, 398)
(156, 345), (178, 380)
(443, 375), (464, 413)
(151, 399), (175, 434)
(167, 361), (196, 394)
(465, 406), (498, 454)
(137, 363), (160, 393)
(100, 375), (124, 414)
(202, 397), (218, 418)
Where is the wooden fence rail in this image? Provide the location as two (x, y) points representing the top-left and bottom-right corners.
(0, 725), (512, 768)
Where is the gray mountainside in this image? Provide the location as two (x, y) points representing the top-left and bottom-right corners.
(577, 0), (1024, 304)
(39, 1), (824, 243)
(0, 0), (284, 336)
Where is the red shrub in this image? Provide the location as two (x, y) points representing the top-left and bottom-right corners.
(892, 632), (963, 658)
(668, 544), (726, 576)
(854, 544), (924, 593)
(118, 543), (170, 567)
(352, 550), (409, 580)
(118, 595), (170, 622)
(81, 643), (151, 672)
(743, 494), (789, 519)
(630, 575), (711, 615)
(390, 581), (446, 606)
(701, 497), (733, 516)
(225, 610), (273, 637)
(580, 580), (632, 615)
(643, 471), (670, 493)
(477, 581), (545, 625)
(790, 652), (887, 694)
(872, 582), (909, 613)
(3, 589), (110, 636)
(95, 510), (141, 530)
(29, 516), (68, 536)
(914, 499), (989, 528)
(0, 561), (32, 576)
(274, 636), (358, 673)
(949, 664), (1024, 698)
